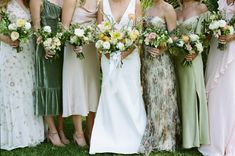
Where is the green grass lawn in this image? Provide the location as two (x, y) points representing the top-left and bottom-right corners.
(1, 118), (202, 156)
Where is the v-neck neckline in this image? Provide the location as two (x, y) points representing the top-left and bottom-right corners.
(14, 0), (29, 14)
(107, 0), (132, 24)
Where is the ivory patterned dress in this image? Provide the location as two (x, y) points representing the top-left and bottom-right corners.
(62, 3), (100, 117)
(140, 17), (181, 155)
(0, 0), (44, 150)
(175, 12), (210, 148)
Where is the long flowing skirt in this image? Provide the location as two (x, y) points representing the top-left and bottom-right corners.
(199, 39), (235, 156)
(140, 51), (181, 155)
(89, 50), (147, 154)
(0, 41), (44, 150)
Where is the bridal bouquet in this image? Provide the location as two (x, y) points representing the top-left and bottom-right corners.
(68, 24), (96, 59)
(142, 26), (173, 57)
(36, 26), (63, 58)
(0, 10), (32, 52)
(207, 11), (234, 50)
(95, 21), (140, 55)
(171, 33), (204, 66)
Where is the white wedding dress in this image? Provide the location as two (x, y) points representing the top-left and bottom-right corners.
(0, 0), (44, 150)
(89, 0), (147, 154)
(199, 0), (235, 155)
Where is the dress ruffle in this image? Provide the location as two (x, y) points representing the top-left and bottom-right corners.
(35, 87), (62, 116)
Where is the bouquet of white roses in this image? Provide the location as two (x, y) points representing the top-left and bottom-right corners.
(0, 10), (32, 52)
(207, 11), (234, 50)
(68, 24), (96, 59)
(142, 26), (173, 57)
(36, 26), (63, 58)
(171, 33), (204, 66)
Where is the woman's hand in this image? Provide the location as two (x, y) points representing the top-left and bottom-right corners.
(148, 47), (164, 58)
(44, 50), (55, 59)
(121, 48), (134, 60)
(218, 35), (234, 44)
(105, 53), (110, 59)
(73, 46), (82, 55)
(185, 52), (197, 61)
(1, 35), (20, 48)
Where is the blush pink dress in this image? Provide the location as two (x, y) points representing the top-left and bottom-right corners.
(199, 1), (235, 155)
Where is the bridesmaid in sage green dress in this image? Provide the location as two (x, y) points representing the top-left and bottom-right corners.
(30, 0), (69, 146)
(175, 0), (210, 149)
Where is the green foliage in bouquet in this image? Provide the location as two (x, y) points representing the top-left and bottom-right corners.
(0, 10), (11, 35)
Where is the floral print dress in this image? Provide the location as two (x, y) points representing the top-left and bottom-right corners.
(140, 16), (181, 155)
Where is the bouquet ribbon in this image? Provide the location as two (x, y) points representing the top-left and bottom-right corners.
(103, 51), (122, 87)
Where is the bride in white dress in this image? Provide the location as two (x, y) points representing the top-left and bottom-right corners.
(0, 0), (44, 150)
(89, 0), (146, 154)
(199, 0), (235, 155)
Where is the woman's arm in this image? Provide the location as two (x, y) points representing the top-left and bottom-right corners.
(165, 4), (177, 32)
(30, 0), (42, 30)
(61, 0), (76, 29)
(97, 0), (103, 24)
(0, 34), (19, 47)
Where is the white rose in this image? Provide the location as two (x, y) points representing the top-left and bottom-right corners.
(43, 38), (52, 47)
(209, 21), (220, 30)
(103, 41), (111, 50)
(70, 36), (77, 44)
(176, 40), (184, 47)
(110, 39), (118, 44)
(95, 40), (103, 49)
(195, 42), (203, 53)
(53, 38), (61, 46)
(116, 42), (125, 51)
(74, 28), (85, 37)
(8, 23), (17, 31)
(10, 31), (19, 41)
(43, 26), (52, 33)
(24, 22), (31, 30)
(189, 34), (199, 42)
(218, 20), (227, 28)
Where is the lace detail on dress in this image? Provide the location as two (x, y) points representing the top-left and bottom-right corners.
(6, 0), (31, 22)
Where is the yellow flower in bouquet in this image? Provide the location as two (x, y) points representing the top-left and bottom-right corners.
(101, 36), (110, 42)
(129, 29), (140, 41)
(111, 31), (123, 40)
(16, 19), (26, 28)
(10, 31), (20, 41)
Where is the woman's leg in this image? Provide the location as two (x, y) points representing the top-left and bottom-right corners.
(72, 115), (87, 147)
(44, 116), (64, 147)
(57, 115), (70, 144)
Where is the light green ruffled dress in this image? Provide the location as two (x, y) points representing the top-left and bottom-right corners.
(174, 11), (210, 148)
